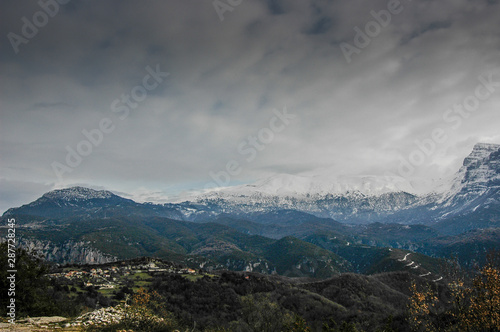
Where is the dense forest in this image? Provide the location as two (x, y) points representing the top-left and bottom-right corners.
(1, 243), (499, 331)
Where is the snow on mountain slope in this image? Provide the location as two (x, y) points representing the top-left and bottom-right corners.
(2, 186), (138, 219)
(187, 143), (500, 224)
(431, 143), (500, 214)
(41, 186), (116, 202)
(386, 143), (500, 226)
(188, 174), (420, 223)
(463, 142), (500, 167)
(4, 143), (499, 228)
(215, 173), (419, 197)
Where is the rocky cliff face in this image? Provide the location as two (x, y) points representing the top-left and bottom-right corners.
(188, 187), (418, 224)
(463, 142), (500, 168)
(432, 143), (500, 218)
(18, 238), (117, 265)
(181, 143), (500, 227)
(5, 143), (497, 226)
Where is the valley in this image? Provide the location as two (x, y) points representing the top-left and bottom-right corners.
(1, 143), (499, 331)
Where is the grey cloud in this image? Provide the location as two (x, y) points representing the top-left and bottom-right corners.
(0, 179), (54, 213)
(1, 0), (500, 211)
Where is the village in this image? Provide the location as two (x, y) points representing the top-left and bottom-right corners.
(47, 257), (199, 290)
(0, 258), (206, 330)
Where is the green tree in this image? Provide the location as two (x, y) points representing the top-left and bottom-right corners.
(284, 314), (311, 332)
(0, 243), (58, 317)
(322, 319), (360, 332)
(230, 293), (293, 332)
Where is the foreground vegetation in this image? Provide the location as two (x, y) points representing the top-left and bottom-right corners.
(408, 259), (500, 331)
(1, 243), (499, 331)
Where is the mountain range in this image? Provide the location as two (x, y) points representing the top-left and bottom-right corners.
(1, 142), (499, 278)
(184, 142), (500, 228)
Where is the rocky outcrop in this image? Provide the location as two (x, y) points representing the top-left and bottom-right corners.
(463, 142), (500, 168)
(189, 190), (419, 224)
(432, 143), (500, 217)
(18, 238), (117, 265)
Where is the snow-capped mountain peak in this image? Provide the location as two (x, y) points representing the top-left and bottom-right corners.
(188, 142), (500, 224)
(5, 142), (497, 229)
(448, 143), (500, 191)
(192, 173), (422, 223)
(432, 142), (500, 212)
(42, 186), (116, 202)
(222, 173), (419, 197)
(463, 142), (500, 167)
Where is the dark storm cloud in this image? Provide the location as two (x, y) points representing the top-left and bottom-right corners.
(1, 0), (500, 210)
(265, 0), (286, 15)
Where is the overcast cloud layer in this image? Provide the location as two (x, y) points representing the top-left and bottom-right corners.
(1, 0), (500, 212)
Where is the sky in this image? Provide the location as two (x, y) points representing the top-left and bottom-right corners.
(1, 0), (500, 213)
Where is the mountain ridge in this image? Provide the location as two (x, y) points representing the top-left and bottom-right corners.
(3, 142), (499, 229)
(189, 142), (500, 225)
(2, 148), (498, 279)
